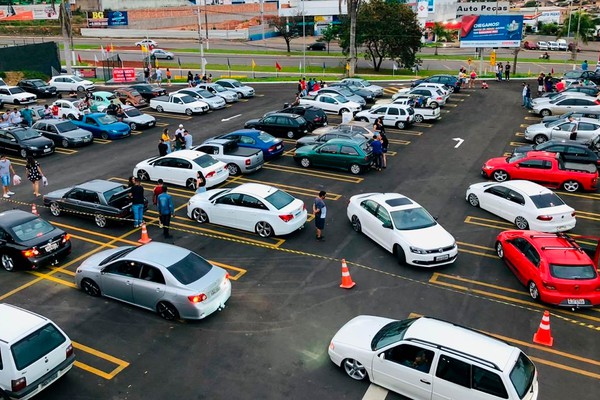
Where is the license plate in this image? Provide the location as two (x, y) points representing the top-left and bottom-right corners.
(567, 299), (585, 305)
(45, 242), (59, 252)
(43, 148), (52, 153)
(40, 372), (57, 389)
(435, 254), (449, 262)
(276, 144), (282, 150)
(209, 286), (220, 296)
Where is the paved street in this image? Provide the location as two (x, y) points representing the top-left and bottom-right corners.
(0, 80), (599, 399)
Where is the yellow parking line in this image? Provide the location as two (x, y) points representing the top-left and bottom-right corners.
(51, 222), (141, 246)
(143, 111), (192, 120)
(452, 93), (471, 97)
(388, 138), (410, 145)
(444, 103), (458, 107)
(131, 130), (143, 135)
(72, 341), (130, 380)
(515, 132), (525, 137)
(509, 141), (529, 147)
(210, 261), (247, 280)
(560, 191), (600, 201)
(525, 116), (541, 121)
(27, 271), (77, 288)
(156, 122), (169, 127)
(232, 176), (343, 200)
(520, 123), (531, 128)
(262, 164), (363, 183)
(413, 123), (433, 128)
(55, 148), (78, 155)
(448, 98), (464, 102)
(389, 130), (422, 136)
(94, 138), (111, 144)
(529, 357), (600, 380)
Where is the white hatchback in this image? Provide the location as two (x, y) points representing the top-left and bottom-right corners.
(355, 104), (415, 129)
(346, 193), (457, 267)
(466, 180), (576, 232)
(134, 150), (229, 190)
(48, 75), (95, 92)
(187, 183), (307, 237)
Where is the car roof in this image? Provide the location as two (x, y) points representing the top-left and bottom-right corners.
(0, 209), (37, 227)
(544, 139), (589, 148)
(52, 75), (79, 79)
(93, 91), (114, 96)
(522, 232), (593, 265)
(268, 113), (302, 119)
(323, 138), (362, 146)
(84, 113), (106, 118)
(498, 180), (552, 196)
(340, 121), (371, 128)
(230, 183), (279, 197)
(406, 317), (517, 371)
(164, 150), (207, 160)
(76, 179), (126, 192)
(40, 119), (71, 125)
(524, 151), (558, 159)
(226, 129), (261, 136)
(127, 242), (191, 266)
(0, 304), (49, 343)
(216, 79), (239, 83)
(361, 193), (419, 210)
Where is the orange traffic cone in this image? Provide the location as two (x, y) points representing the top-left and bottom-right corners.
(138, 222), (152, 244)
(31, 204), (38, 216)
(533, 310), (553, 347)
(340, 259), (356, 289)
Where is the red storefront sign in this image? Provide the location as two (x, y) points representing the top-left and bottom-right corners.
(112, 68), (136, 83)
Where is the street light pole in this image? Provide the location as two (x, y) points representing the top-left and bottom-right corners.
(302, 0), (306, 75)
(566, 0), (573, 52)
(260, 0), (265, 47)
(196, 5), (205, 77)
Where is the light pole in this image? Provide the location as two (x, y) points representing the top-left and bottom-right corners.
(195, 5), (205, 77)
(302, 0), (306, 75)
(260, 0), (265, 47)
(566, 0), (573, 52)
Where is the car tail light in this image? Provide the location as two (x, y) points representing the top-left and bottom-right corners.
(62, 233), (71, 243)
(268, 145), (279, 153)
(205, 171), (215, 178)
(571, 211), (576, 217)
(188, 294), (207, 303)
(364, 155), (369, 160)
(279, 214), (294, 222)
(542, 281), (556, 290)
(224, 273), (230, 280)
(537, 215), (553, 221)
(314, 116), (321, 121)
(12, 377), (26, 392)
(22, 248), (39, 258)
(303, 204), (306, 211)
(437, 97), (443, 100)
(595, 286), (600, 291)
(329, 341), (335, 350)
(595, 100), (600, 105)
(245, 158), (251, 166)
(66, 344), (74, 358)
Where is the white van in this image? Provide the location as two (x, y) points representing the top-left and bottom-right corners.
(0, 304), (75, 399)
(329, 315), (539, 400)
(547, 41), (560, 51)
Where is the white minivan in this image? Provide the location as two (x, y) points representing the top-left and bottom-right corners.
(0, 304), (75, 399)
(329, 315), (539, 400)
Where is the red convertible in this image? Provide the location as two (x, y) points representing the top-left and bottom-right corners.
(481, 151), (598, 192)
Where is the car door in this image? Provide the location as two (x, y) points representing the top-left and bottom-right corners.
(53, 77), (65, 91)
(369, 106), (388, 124)
(239, 194), (271, 232)
(370, 204), (396, 252)
(573, 121), (600, 142)
(564, 145), (594, 163)
(132, 264), (166, 310)
(100, 260), (140, 303)
(503, 237), (530, 284)
(45, 124), (61, 144)
(61, 188), (87, 215)
(384, 107), (400, 127)
(548, 121), (576, 141)
(357, 199), (380, 240)
(150, 158), (178, 184)
(503, 189), (528, 225)
(313, 143), (341, 168)
(210, 193), (243, 228)
(259, 116), (278, 135)
(1, 131), (20, 155)
(339, 144), (362, 172)
(371, 343), (435, 400)
(514, 159), (552, 186)
(479, 185), (510, 219)
(317, 96), (335, 113)
(83, 116), (100, 135)
(0, 87), (10, 102)
(81, 189), (105, 216)
(553, 98), (579, 114)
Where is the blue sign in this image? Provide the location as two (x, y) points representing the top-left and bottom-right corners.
(460, 15), (523, 48)
(428, 0), (434, 13)
(107, 11), (128, 27)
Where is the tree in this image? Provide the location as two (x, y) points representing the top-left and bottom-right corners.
(431, 23), (453, 56)
(523, 0), (538, 7)
(267, 15), (303, 53)
(339, 0), (362, 77)
(320, 24), (339, 54)
(558, 11), (600, 60)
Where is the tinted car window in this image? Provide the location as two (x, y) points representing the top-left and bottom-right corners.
(265, 190), (294, 210)
(472, 365), (509, 398)
(549, 264), (597, 279)
(193, 154), (219, 168)
(167, 252), (213, 285)
(391, 207), (437, 230)
(436, 355), (471, 388)
(11, 323), (67, 370)
(510, 353), (536, 398)
(529, 192), (565, 208)
(10, 218), (55, 241)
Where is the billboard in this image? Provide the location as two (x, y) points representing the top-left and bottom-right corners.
(87, 11), (128, 28)
(460, 15), (523, 48)
(454, 2), (509, 17)
(0, 2), (59, 20)
(112, 68), (136, 83)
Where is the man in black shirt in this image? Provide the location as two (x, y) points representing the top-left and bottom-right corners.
(130, 178), (145, 228)
(106, 101), (118, 116)
(158, 138), (168, 156)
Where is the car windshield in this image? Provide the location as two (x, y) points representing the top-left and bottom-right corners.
(30, 80), (46, 87)
(13, 128), (42, 140)
(337, 88), (353, 96)
(265, 189), (295, 210)
(549, 95), (570, 104)
(546, 119), (565, 128)
(371, 318), (417, 350)
(549, 264), (597, 279)
(56, 121), (78, 132)
(361, 80), (372, 87)
(564, 71), (582, 79)
(258, 132), (277, 142)
(11, 87), (25, 94)
(11, 323), (67, 371)
(510, 352), (536, 399)
(194, 154), (219, 168)
(98, 115), (118, 125)
(507, 153), (527, 163)
(212, 84), (226, 92)
(530, 192), (565, 208)
(390, 207), (437, 230)
(125, 108), (142, 117)
(198, 89), (215, 98)
(128, 90), (141, 96)
(181, 95), (197, 104)
(71, 76), (84, 82)
(167, 252), (213, 285)
(10, 217), (55, 241)
(99, 246), (136, 266)
(230, 81), (242, 87)
(103, 186), (128, 203)
(334, 95), (349, 103)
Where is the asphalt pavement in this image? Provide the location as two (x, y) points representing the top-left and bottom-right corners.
(0, 79), (599, 400)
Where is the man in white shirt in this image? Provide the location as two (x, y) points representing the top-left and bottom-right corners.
(8, 109), (22, 125)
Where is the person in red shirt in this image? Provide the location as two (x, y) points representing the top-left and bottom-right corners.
(51, 104), (59, 118)
(152, 179), (165, 228)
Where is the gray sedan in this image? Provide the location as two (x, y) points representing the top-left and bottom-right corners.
(176, 88), (227, 110)
(150, 48), (174, 60)
(196, 83), (239, 103)
(532, 95), (600, 117)
(524, 117), (600, 144)
(75, 242), (232, 320)
(32, 119), (93, 148)
(312, 87), (367, 107)
(295, 130), (368, 149)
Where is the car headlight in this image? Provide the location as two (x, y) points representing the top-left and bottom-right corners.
(483, 165), (494, 170)
(29, 146), (39, 150)
(410, 246), (427, 254)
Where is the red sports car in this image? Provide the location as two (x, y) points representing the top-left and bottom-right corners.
(496, 230), (600, 307)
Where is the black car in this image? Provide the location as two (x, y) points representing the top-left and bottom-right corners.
(307, 42), (326, 51)
(562, 70), (600, 84)
(330, 82), (375, 102)
(512, 139), (600, 166)
(0, 126), (55, 158)
(295, 130), (368, 149)
(17, 79), (57, 98)
(542, 86), (600, 98)
(542, 110), (600, 123)
(43, 179), (148, 228)
(129, 84), (167, 101)
(264, 106), (327, 131)
(0, 210), (71, 271)
(245, 113), (309, 139)
(411, 75), (461, 92)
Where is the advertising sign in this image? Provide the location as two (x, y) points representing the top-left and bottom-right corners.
(460, 15), (523, 48)
(537, 11), (560, 24)
(455, 2), (509, 17)
(87, 11), (128, 28)
(107, 11), (128, 26)
(0, 3), (59, 20)
(428, 0), (434, 13)
(112, 68), (136, 83)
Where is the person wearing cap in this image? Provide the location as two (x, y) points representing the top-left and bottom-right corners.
(174, 124), (185, 151)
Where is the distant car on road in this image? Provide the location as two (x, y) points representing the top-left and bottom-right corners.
(306, 42), (326, 51)
(150, 48), (174, 60)
(135, 39), (157, 48)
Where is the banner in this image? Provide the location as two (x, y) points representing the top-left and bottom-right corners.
(0, 3), (59, 20)
(454, 2), (509, 17)
(460, 15), (523, 48)
(87, 11), (128, 28)
(112, 68), (136, 83)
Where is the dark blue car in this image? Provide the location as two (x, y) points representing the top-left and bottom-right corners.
(71, 113), (131, 140)
(215, 129), (284, 160)
(411, 75), (461, 92)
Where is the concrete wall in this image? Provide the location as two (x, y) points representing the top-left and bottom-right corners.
(81, 25), (275, 40)
(75, 0), (101, 11)
(98, 0), (191, 10)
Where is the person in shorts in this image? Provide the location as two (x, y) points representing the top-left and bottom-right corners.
(0, 154), (16, 198)
(313, 191), (327, 241)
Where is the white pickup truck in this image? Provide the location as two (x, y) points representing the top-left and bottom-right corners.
(388, 98), (441, 123)
(299, 93), (362, 115)
(149, 93), (209, 115)
(193, 139), (264, 176)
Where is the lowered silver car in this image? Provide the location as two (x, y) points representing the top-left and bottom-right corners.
(75, 242), (232, 320)
(176, 88), (227, 110)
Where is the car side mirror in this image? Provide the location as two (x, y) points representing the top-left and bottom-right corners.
(100, 267), (106, 275)
(0, 239), (6, 247)
(378, 353), (385, 360)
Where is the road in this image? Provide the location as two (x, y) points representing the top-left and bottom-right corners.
(0, 80), (599, 399)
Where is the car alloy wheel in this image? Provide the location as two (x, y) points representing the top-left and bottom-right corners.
(349, 163), (361, 175)
(227, 163), (240, 176)
(492, 170), (509, 182)
(255, 221), (273, 237)
(61, 139), (69, 148)
(101, 132), (109, 140)
(137, 169), (149, 181)
(515, 216), (529, 230)
(467, 194), (479, 207)
(68, 114), (76, 120)
(339, 108), (349, 115)
(540, 109), (551, 117)
(77, 86), (84, 92)
(185, 108), (193, 116)
(496, 241), (504, 258)
(50, 202), (61, 216)
(430, 102), (439, 108)
(351, 215), (361, 232)
(396, 121), (406, 129)
(413, 114), (424, 123)
(157, 301), (179, 320)
(358, 117), (369, 122)
(343, 359), (367, 381)
(563, 180), (580, 192)
(534, 134), (548, 144)
(186, 178), (197, 190)
(300, 157), (311, 168)
(129, 122), (137, 130)
(94, 214), (107, 228)
(155, 105), (164, 113)
(19, 149), (28, 158)
(1, 254), (15, 272)
(528, 281), (540, 301)
(192, 208), (209, 223)
(14, 100), (21, 105)
(81, 278), (101, 297)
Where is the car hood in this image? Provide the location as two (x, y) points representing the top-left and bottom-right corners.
(104, 122), (130, 131)
(331, 315), (396, 350)
(513, 144), (535, 154)
(190, 188), (228, 203)
(44, 187), (72, 200)
(61, 128), (93, 139)
(125, 114), (155, 123)
(484, 156), (510, 168)
(22, 136), (53, 146)
(245, 119), (260, 127)
(526, 123), (550, 133)
(294, 144), (319, 155)
(296, 136), (318, 146)
(398, 224), (455, 249)
(239, 85), (254, 92)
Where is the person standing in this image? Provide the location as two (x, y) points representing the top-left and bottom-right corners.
(195, 171), (206, 194)
(157, 185), (175, 238)
(25, 156), (44, 197)
(380, 130), (389, 169)
(497, 62), (503, 81)
(21, 105), (33, 127)
(371, 135), (383, 171)
(0, 154), (16, 199)
(469, 70), (477, 88)
(582, 60), (588, 71)
(166, 68), (172, 86)
(161, 128), (172, 153)
(525, 83), (532, 109)
(155, 67), (163, 86)
(521, 82), (528, 107)
(373, 116), (385, 134)
(313, 191), (327, 241)
(144, 67), (150, 83)
(174, 124), (185, 151)
(187, 71), (194, 87)
(504, 62), (511, 81)
(152, 179), (164, 228)
(130, 178), (145, 228)
(183, 130), (192, 150)
(158, 138), (168, 156)
(537, 72), (545, 96)
(8, 108), (22, 126)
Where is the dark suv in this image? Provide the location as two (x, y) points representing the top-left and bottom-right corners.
(513, 139), (600, 167)
(264, 105), (327, 131)
(411, 75), (461, 92)
(245, 113), (309, 139)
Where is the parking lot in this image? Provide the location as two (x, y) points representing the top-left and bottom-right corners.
(0, 79), (599, 400)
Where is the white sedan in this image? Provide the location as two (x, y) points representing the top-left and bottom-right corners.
(347, 193), (457, 267)
(134, 150), (229, 190)
(48, 75), (95, 92)
(187, 183), (307, 237)
(0, 86), (36, 105)
(466, 180), (576, 232)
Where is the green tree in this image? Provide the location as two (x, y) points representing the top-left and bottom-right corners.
(523, 1), (538, 7)
(431, 22), (453, 56)
(320, 24), (339, 54)
(558, 11), (600, 60)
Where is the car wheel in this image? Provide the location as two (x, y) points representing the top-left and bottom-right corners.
(1, 254), (15, 272)
(81, 278), (101, 297)
(156, 105), (164, 112)
(540, 109), (551, 117)
(255, 221), (274, 237)
(61, 139), (69, 148)
(137, 169), (150, 181)
(394, 244), (406, 265)
(50, 202), (61, 216)
(13, 99), (20, 105)
(533, 134), (548, 144)
(192, 208), (209, 223)
(492, 170), (509, 182)
(358, 117), (369, 122)
(300, 157), (311, 168)
(339, 108), (350, 115)
(186, 178), (197, 190)
(157, 301), (179, 321)
(528, 281), (541, 301)
(167, 56), (173, 60)
(515, 216), (529, 230)
(496, 241), (504, 258)
(563, 180), (580, 192)
(101, 132), (109, 140)
(67, 114), (76, 120)
(94, 214), (107, 228)
(185, 108), (193, 116)
(413, 114), (424, 123)
(343, 359), (368, 381)
(286, 131), (295, 139)
(129, 122), (137, 130)
(430, 102), (439, 108)
(226, 163), (240, 176)
(19, 149), (27, 158)
(448, 86), (455, 93)
(467, 193), (479, 207)
(349, 163), (362, 175)
(395, 121), (406, 129)
(351, 215), (361, 232)
(76, 86), (85, 93)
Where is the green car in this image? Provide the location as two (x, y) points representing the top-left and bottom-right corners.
(90, 91), (125, 113)
(293, 138), (373, 175)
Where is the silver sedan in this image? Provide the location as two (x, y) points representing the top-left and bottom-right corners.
(75, 242), (231, 320)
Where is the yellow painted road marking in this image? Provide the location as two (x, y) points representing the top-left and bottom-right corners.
(131, 130), (143, 135)
(389, 130), (422, 136)
(51, 222), (140, 246)
(232, 176), (343, 200)
(262, 164), (363, 183)
(448, 98), (464, 102)
(509, 141), (529, 147)
(520, 123), (531, 128)
(442, 110), (450, 114)
(27, 271), (77, 288)
(210, 261), (247, 280)
(413, 122), (433, 128)
(444, 103), (458, 107)
(525, 116), (542, 121)
(383, 88), (400, 94)
(110, 177), (193, 198)
(452, 93), (471, 97)
(388, 138), (410, 145)
(72, 341), (130, 380)
(515, 132), (525, 137)
(156, 122), (169, 127)
(94, 138), (111, 144)
(56, 148), (78, 155)
(143, 111), (192, 120)
(560, 191), (600, 201)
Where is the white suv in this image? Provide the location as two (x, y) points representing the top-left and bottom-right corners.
(355, 104), (415, 129)
(0, 304), (75, 399)
(48, 75), (95, 92)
